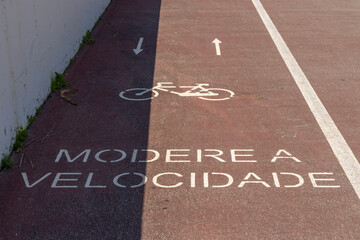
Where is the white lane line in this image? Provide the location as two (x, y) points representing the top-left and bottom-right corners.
(252, 0), (360, 200)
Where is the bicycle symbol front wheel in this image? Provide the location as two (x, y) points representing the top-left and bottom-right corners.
(119, 88), (159, 101)
(198, 88), (235, 101)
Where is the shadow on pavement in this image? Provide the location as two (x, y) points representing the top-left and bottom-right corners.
(0, 0), (162, 239)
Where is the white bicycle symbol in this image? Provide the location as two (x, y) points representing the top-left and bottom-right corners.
(119, 82), (235, 101)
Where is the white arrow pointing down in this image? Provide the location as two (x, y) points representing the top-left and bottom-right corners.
(133, 37), (144, 55)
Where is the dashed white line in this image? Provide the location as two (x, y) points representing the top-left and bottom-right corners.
(252, 0), (360, 200)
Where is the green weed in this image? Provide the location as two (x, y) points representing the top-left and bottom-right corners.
(13, 126), (28, 151)
(51, 72), (67, 92)
(27, 106), (43, 127)
(80, 30), (95, 48)
(1, 154), (13, 171)
(27, 115), (36, 127)
(36, 106), (43, 115)
(94, 17), (102, 27)
(64, 57), (75, 73)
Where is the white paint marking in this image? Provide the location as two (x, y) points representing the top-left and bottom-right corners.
(131, 173), (148, 188)
(191, 172), (196, 188)
(309, 173), (340, 188)
(153, 172), (183, 188)
(211, 173), (234, 188)
(252, 0), (360, 199)
(212, 38), (222, 55)
(51, 173), (81, 188)
(119, 82), (234, 101)
(133, 37), (144, 55)
(271, 149), (301, 163)
(204, 172), (209, 188)
(22, 172), (52, 188)
(85, 173), (107, 188)
(272, 172), (305, 188)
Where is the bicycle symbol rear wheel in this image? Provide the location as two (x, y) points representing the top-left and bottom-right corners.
(198, 88), (235, 101)
(119, 88), (158, 101)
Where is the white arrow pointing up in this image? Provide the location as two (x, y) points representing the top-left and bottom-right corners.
(133, 37), (144, 55)
(212, 38), (222, 56)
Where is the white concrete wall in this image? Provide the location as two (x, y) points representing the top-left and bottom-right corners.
(0, 0), (111, 157)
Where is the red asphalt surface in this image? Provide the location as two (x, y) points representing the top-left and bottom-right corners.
(0, 0), (359, 239)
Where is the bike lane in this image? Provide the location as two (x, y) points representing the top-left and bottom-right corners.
(0, 0), (359, 239)
(140, 0), (360, 239)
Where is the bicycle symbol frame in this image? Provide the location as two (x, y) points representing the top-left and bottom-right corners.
(119, 82), (235, 101)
